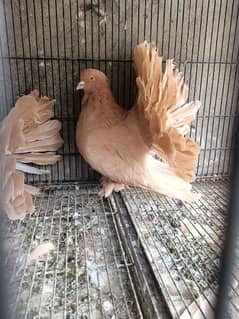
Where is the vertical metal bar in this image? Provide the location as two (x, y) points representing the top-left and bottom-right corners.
(199, 0), (217, 176)
(54, 0), (66, 182)
(104, 0), (107, 74)
(123, 0), (127, 107)
(128, 0), (134, 106)
(82, 0), (88, 180)
(203, 0), (227, 176)
(155, 0), (160, 47)
(24, 0), (34, 93)
(83, 0), (87, 65)
(143, 0), (147, 40)
(110, 0), (114, 83)
(90, 0), (94, 69)
(149, 0), (153, 42)
(31, 0), (42, 193)
(195, 0), (215, 176)
(17, 0), (27, 91)
(69, 0), (78, 183)
(40, 0), (48, 94)
(62, 0), (72, 181)
(39, 0), (49, 184)
(215, 122), (239, 319)
(167, 0), (172, 58)
(187, 1), (198, 140)
(137, 0), (140, 45)
(178, 0), (185, 63)
(97, 0), (101, 69)
(117, 0), (120, 101)
(161, 0), (165, 54)
(76, 0), (81, 180)
(212, 0), (237, 175)
(47, 0), (60, 183)
(0, 28), (9, 117)
(2, 0), (14, 103)
(173, 0), (179, 60)
(9, 0), (20, 96)
(222, 5), (239, 175)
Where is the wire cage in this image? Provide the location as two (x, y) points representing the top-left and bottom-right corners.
(0, 0), (239, 318)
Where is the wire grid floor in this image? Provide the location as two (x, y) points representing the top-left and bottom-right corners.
(1, 184), (142, 319)
(120, 178), (239, 318)
(1, 180), (238, 319)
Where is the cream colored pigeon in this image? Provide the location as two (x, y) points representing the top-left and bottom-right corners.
(76, 41), (201, 202)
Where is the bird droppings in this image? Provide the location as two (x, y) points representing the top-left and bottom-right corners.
(124, 21), (127, 31)
(100, 15), (107, 32)
(103, 300), (114, 314)
(80, 0), (106, 18)
(38, 50), (44, 57)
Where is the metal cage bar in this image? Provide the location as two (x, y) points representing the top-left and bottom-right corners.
(0, 0), (238, 181)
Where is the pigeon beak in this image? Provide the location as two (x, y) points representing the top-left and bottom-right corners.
(76, 81), (85, 90)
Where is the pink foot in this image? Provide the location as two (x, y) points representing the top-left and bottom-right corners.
(98, 177), (126, 198)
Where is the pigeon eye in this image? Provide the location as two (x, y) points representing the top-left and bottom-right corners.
(90, 76), (95, 81)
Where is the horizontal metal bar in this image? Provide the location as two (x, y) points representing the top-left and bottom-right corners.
(0, 56), (237, 65)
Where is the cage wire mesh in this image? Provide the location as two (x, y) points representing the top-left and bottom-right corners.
(0, 0), (239, 318)
(1, 184), (142, 318)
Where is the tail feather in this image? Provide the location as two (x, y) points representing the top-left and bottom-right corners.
(133, 41), (200, 183)
(0, 90), (62, 220)
(16, 153), (62, 165)
(167, 101), (200, 131)
(24, 120), (62, 142)
(24, 184), (40, 195)
(0, 154), (36, 220)
(15, 136), (63, 153)
(140, 156), (200, 203)
(13, 171), (25, 200)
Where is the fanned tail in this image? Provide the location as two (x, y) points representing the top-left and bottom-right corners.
(0, 155), (40, 220)
(133, 41), (201, 183)
(141, 155), (200, 203)
(0, 90), (63, 159)
(0, 90), (63, 219)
